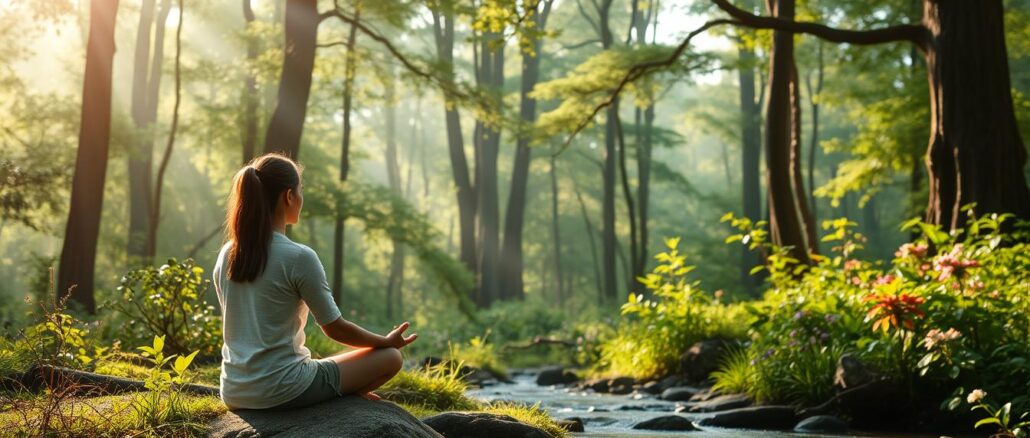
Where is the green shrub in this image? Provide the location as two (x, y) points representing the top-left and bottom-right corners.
(379, 364), (480, 412)
(711, 210), (1030, 410)
(106, 259), (221, 359)
(597, 238), (749, 379)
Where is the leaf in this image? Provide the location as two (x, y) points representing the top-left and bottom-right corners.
(975, 417), (1002, 428)
(153, 335), (165, 353)
(174, 350), (199, 375)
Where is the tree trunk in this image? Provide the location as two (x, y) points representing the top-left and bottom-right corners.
(550, 156), (564, 306)
(242, 0), (258, 163)
(59, 0), (121, 314)
(635, 2), (655, 275)
(575, 187), (604, 304)
(127, 0), (170, 261)
(922, 0), (1030, 228)
(143, 0), (184, 260)
(263, 0), (318, 159)
(806, 41), (823, 222)
(598, 0), (618, 303)
(432, 8), (477, 295)
(790, 64), (818, 250)
(474, 32), (504, 305)
(738, 42), (762, 293)
(615, 109), (639, 294)
(499, 0), (552, 302)
(384, 72), (404, 319)
(332, 13), (358, 306)
(763, 0), (812, 264)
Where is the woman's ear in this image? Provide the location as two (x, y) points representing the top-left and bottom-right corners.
(283, 189), (294, 207)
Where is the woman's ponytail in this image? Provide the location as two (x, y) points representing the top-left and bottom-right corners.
(225, 154), (301, 282)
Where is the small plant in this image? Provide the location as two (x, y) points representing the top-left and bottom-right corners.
(967, 389), (1030, 438)
(107, 258), (221, 358)
(130, 335), (200, 430)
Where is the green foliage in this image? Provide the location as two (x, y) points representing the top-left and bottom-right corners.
(106, 259), (221, 359)
(598, 237), (748, 379)
(0, 299), (107, 376)
(484, 401), (569, 438)
(448, 332), (507, 380)
(713, 210), (1030, 410)
(379, 364), (481, 412)
(967, 389), (1030, 438)
(130, 335), (202, 430)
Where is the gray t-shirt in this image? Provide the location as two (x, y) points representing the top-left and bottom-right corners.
(213, 231), (342, 409)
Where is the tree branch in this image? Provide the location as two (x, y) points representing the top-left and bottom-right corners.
(552, 19), (738, 157)
(710, 0), (929, 50)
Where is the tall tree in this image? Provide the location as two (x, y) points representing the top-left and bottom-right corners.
(633, 0), (657, 280)
(384, 72), (405, 319)
(242, 0), (259, 163)
(431, 4), (477, 295)
(549, 155), (565, 305)
(58, 0), (121, 313)
(127, 0), (171, 260)
(144, 0), (185, 260)
(762, 0), (813, 264)
(737, 38), (763, 292)
(499, 0), (553, 301)
(473, 25), (505, 305)
(332, 9), (359, 306)
(710, 0), (1030, 229)
(263, 0), (318, 158)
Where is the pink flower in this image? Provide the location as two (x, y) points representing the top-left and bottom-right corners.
(896, 243), (929, 259)
(875, 274), (896, 286)
(844, 260), (861, 271)
(933, 244), (979, 281)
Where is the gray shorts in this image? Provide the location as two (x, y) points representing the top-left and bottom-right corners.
(270, 358), (343, 410)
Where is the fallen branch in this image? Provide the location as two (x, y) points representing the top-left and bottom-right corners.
(16, 364), (218, 397)
(503, 337), (577, 351)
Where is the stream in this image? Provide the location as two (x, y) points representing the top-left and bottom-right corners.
(466, 371), (930, 438)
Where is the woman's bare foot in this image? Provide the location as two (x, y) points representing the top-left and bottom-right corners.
(361, 392), (381, 401)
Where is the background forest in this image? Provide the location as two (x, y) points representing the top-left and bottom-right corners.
(1, 0), (1029, 435)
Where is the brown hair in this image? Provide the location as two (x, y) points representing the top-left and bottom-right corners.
(224, 153), (301, 282)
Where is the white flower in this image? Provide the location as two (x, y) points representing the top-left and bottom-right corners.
(967, 389), (987, 404)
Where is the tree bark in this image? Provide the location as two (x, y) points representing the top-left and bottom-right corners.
(59, 0), (121, 314)
(431, 8), (477, 297)
(790, 64), (818, 250)
(332, 12), (358, 306)
(474, 27), (504, 305)
(263, 0), (318, 159)
(499, 0), (552, 302)
(763, 0), (812, 264)
(597, 0), (618, 303)
(549, 156), (565, 306)
(805, 41), (823, 222)
(922, 0), (1030, 228)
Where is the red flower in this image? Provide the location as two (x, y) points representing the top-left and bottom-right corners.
(863, 293), (926, 333)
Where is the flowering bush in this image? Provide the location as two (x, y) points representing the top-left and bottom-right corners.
(711, 209), (1030, 414)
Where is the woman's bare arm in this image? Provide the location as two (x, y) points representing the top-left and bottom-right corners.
(320, 318), (417, 349)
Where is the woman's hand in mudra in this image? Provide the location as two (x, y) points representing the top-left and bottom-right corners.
(383, 321), (417, 349)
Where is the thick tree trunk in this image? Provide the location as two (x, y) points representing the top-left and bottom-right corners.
(432, 9), (477, 295)
(615, 110), (639, 294)
(242, 0), (258, 163)
(806, 41), (823, 221)
(923, 0), (1030, 228)
(263, 0), (318, 158)
(738, 43), (762, 293)
(59, 0), (121, 314)
(598, 0), (618, 303)
(499, 0), (551, 302)
(764, 0), (812, 264)
(474, 30), (504, 305)
(331, 15), (358, 306)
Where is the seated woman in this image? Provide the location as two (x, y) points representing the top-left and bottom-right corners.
(213, 153), (416, 410)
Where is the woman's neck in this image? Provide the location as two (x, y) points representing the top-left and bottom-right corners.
(272, 215), (287, 235)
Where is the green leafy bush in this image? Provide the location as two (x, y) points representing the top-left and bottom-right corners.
(598, 237), (749, 379)
(712, 209), (1030, 410)
(107, 258), (221, 359)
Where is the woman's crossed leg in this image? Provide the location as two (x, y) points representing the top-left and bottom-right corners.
(327, 347), (403, 400)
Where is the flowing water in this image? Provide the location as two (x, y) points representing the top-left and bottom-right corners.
(467, 371), (934, 438)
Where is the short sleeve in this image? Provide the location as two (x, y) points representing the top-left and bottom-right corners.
(291, 246), (343, 325)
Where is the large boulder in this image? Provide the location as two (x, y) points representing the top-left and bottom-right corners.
(206, 397), (441, 438)
(660, 386), (705, 402)
(535, 367), (579, 386)
(421, 412), (551, 438)
(688, 393), (751, 412)
(695, 406), (798, 430)
(632, 415), (698, 431)
(679, 340), (727, 382)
